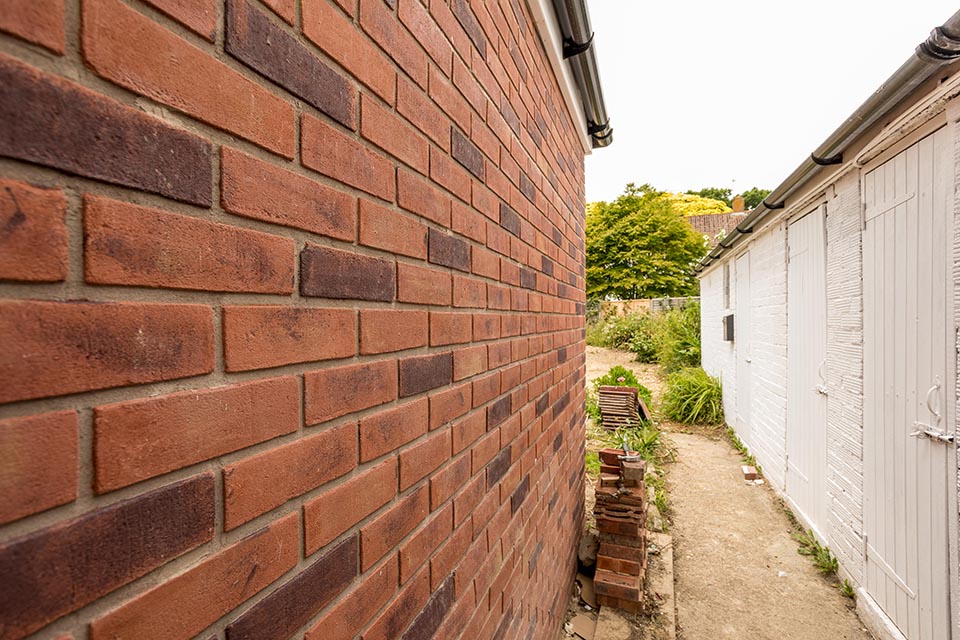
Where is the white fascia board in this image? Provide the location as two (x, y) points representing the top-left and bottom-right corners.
(527, 0), (593, 155)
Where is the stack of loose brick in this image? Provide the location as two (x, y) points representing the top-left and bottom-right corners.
(0, 0), (594, 638)
(593, 448), (648, 613)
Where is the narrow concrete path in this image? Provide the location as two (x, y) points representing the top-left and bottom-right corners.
(668, 431), (872, 640)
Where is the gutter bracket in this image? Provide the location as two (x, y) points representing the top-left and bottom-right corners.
(562, 33), (594, 59)
(918, 26), (960, 62)
(762, 200), (785, 210)
(811, 152), (843, 166)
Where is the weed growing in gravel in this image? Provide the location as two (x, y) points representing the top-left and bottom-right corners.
(839, 579), (856, 599)
(795, 529), (839, 574)
(585, 451), (600, 477)
(726, 427), (761, 473)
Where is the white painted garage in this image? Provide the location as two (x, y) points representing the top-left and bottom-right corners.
(697, 11), (960, 639)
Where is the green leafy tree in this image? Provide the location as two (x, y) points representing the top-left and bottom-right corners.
(586, 184), (707, 300)
(739, 187), (772, 209)
(662, 192), (731, 217)
(685, 187), (732, 207)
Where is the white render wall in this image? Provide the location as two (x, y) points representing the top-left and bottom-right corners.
(699, 266), (736, 422)
(823, 171), (866, 582)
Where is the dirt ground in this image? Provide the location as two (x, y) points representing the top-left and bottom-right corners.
(667, 433), (873, 640)
(582, 346), (874, 640)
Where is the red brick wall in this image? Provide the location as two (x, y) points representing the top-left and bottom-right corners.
(0, 0), (588, 638)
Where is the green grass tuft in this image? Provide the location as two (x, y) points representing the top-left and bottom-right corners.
(661, 367), (724, 425)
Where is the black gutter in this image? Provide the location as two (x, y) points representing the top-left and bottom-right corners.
(550, 0), (613, 148)
(695, 9), (960, 272)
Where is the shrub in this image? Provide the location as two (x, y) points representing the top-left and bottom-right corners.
(592, 365), (652, 407)
(653, 302), (701, 372)
(661, 367), (723, 425)
(613, 423), (673, 465)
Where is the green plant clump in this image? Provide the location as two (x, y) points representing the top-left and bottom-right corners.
(661, 367), (724, 425)
(613, 423), (674, 466)
(795, 529), (839, 575)
(591, 365), (653, 408)
(585, 451), (601, 477)
(727, 427), (759, 469)
(652, 302), (701, 372)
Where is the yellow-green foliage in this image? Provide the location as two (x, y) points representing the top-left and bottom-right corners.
(662, 192), (732, 217)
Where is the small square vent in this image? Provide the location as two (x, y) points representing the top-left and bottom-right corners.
(722, 313), (735, 341)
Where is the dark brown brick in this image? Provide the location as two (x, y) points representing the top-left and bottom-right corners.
(499, 202), (520, 236)
(520, 267), (537, 290)
(486, 448), (510, 487)
(519, 172), (535, 202)
(451, 0), (485, 58)
(225, 535), (358, 640)
(542, 255), (554, 276)
(301, 244), (395, 301)
(226, 0), (355, 128)
(451, 127), (484, 179)
(428, 229), (470, 272)
(0, 54), (211, 206)
(486, 395), (511, 430)
(0, 474), (214, 639)
(400, 352), (453, 397)
(511, 474), (529, 513)
(536, 392), (549, 416)
(401, 574), (454, 640)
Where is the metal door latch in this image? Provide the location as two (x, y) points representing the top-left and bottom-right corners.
(909, 424), (955, 443)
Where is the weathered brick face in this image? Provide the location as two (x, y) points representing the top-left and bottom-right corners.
(0, 0), (588, 638)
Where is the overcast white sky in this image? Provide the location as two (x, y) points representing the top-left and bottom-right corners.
(584, 1), (957, 203)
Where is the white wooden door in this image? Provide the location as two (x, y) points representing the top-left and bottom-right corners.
(863, 126), (954, 640)
(735, 252), (752, 445)
(786, 206), (828, 535)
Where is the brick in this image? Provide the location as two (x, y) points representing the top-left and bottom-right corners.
(84, 196), (295, 293)
(0, 411), (77, 525)
(0, 0), (65, 53)
(429, 454), (470, 509)
(305, 359), (398, 425)
(430, 147), (472, 202)
(398, 262), (453, 305)
(361, 200), (428, 259)
(455, 473), (485, 525)
(510, 474), (530, 513)
(430, 523), (471, 589)
(260, 0), (296, 23)
(359, 0), (428, 87)
(362, 485), (429, 569)
(451, 127), (485, 179)
(1, 475), (214, 639)
(400, 505), (452, 582)
(90, 513), (298, 640)
(363, 569), (430, 640)
(360, 398), (428, 462)
(301, 244), (396, 301)
(473, 313), (500, 341)
(452, 412), (485, 454)
(223, 306), (356, 371)
(399, 0), (451, 73)
(360, 309), (428, 354)
(520, 266), (538, 289)
(472, 246), (500, 280)
(488, 283), (510, 310)
(453, 56), (486, 113)
(453, 201), (487, 243)
(226, 536), (358, 640)
(454, 344), (487, 380)
(428, 66), (470, 133)
(499, 202), (520, 236)
(430, 312), (472, 346)
(0, 300), (214, 405)
(224, 423), (358, 529)
(0, 178), (67, 282)
(94, 378), (297, 492)
(451, 0), (486, 58)
(84, 0), (295, 157)
(402, 573), (454, 640)
(398, 169), (451, 226)
(400, 429), (451, 489)
(487, 396), (511, 429)
(227, 0), (355, 128)
(302, 114), (396, 200)
(304, 457), (398, 555)
(221, 147), (356, 241)
(0, 54), (211, 206)
(471, 430), (500, 474)
(400, 352), (453, 397)
(486, 448), (511, 486)
(488, 341), (511, 368)
(304, 556), (399, 640)
(303, 0), (396, 104)
(143, 0), (217, 40)
(398, 77), (449, 150)
(429, 228), (471, 271)
(452, 274), (486, 307)
(361, 94), (429, 173)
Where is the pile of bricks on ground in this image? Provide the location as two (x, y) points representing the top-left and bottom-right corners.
(593, 447), (647, 613)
